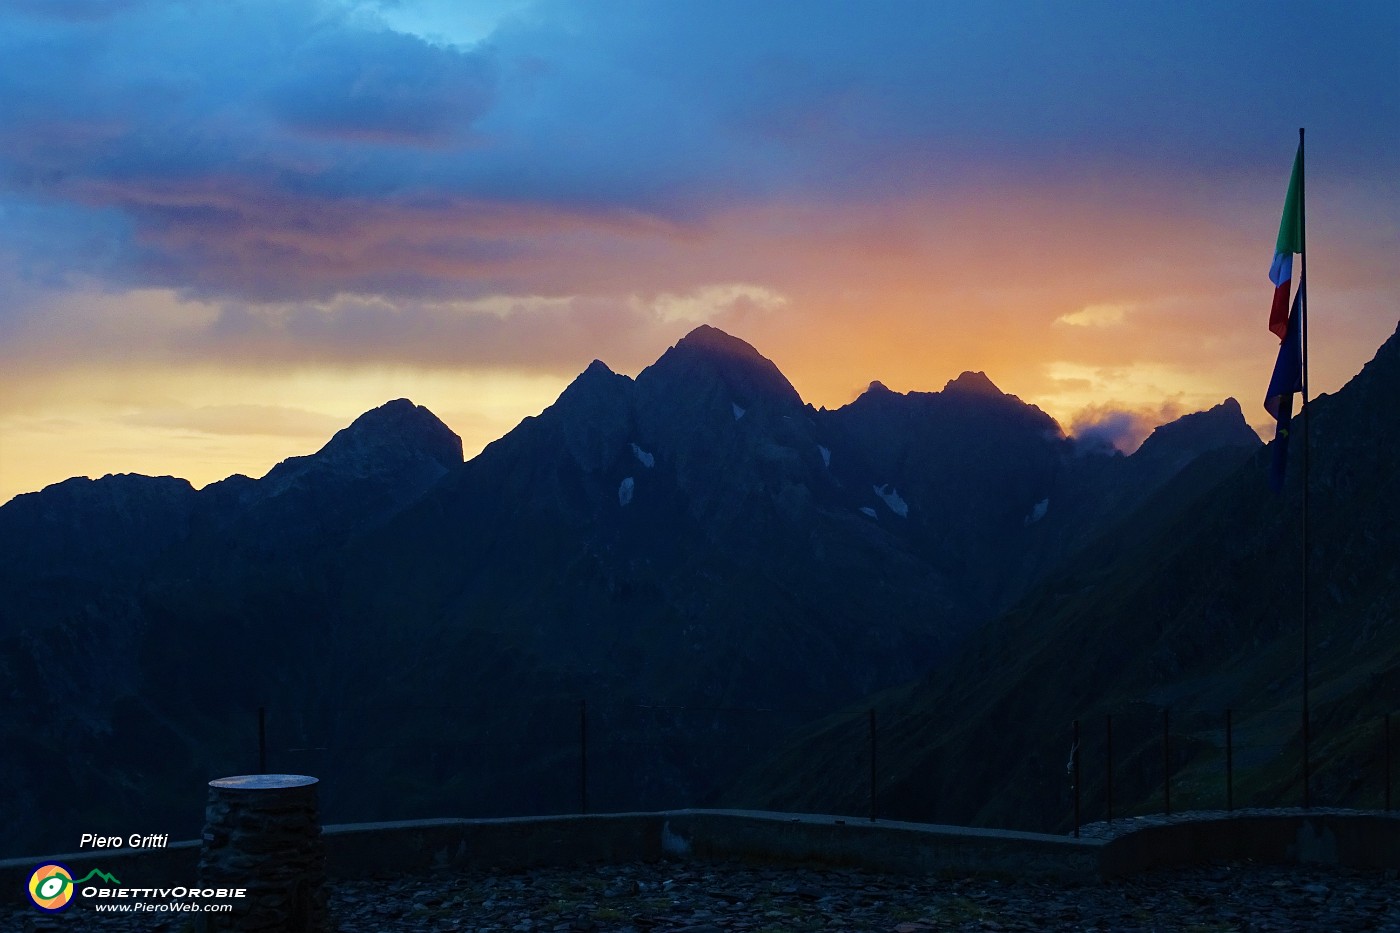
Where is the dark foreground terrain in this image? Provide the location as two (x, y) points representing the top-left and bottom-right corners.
(15, 859), (1400, 932)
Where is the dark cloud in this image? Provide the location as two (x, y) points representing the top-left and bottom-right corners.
(0, 0), (1395, 304)
(267, 27), (495, 145)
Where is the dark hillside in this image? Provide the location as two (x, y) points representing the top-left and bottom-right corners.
(727, 321), (1400, 830)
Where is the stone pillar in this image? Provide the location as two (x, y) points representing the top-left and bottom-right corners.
(198, 774), (327, 932)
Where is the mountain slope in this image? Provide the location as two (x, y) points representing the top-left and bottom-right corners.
(727, 320), (1400, 830)
(0, 402), (465, 855)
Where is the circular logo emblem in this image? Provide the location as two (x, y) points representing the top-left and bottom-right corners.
(28, 863), (75, 912)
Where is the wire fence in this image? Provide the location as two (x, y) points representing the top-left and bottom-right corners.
(8, 697), (1398, 859)
(1064, 706), (1398, 836)
(260, 698), (844, 828)
(248, 699), (1400, 836)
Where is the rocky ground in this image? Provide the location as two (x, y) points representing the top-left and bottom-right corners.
(16, 858), (1400, 932)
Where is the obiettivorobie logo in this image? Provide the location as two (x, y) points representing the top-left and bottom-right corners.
(27, 863), (121, 912)
(26, 862), (247, 916)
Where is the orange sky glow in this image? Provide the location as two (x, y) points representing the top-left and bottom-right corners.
(3, 170), (1393, 505)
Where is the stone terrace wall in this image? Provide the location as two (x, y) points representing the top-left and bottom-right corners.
(318, 811), (1102, 882)
(6, 808), (1400, 896)
(1096, 810), (1400, 876)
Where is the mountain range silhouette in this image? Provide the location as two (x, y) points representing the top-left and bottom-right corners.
(6, 322), (1393, 854)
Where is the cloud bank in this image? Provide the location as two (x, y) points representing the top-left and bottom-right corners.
(2, 0), (1395, 306)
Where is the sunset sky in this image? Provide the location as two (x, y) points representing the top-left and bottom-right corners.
(2, 0), (1397, 504)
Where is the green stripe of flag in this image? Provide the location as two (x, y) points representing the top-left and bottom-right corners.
(1275, 145), (1302, 255)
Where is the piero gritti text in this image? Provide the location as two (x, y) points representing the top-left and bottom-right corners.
(79, 833), (170, 849)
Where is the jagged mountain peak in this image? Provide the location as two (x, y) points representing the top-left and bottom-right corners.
(638, 325), (802, 410)
(0, 473), (198, 580)
(559, 358), (629, 400)
(525, 358), (637, 473)
(35, 472), (194, 500)
(674, 323), (762, 357)
(1133, 397), (1260, 465)
(1, 473), (196, 528)
(943, 370), (1002, 397)
(849, 370), (1010, 411)
(556, 356), (627, 395)
(841, 368), (1058, 438)
(257, 400), (463, 497)
(316, 399), (464, 472)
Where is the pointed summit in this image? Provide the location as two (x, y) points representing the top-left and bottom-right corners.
(639, 325), (802, 410)
(582, 359), (615, 377)
(1132, 398), (1261, 469)
(548, 356), (635, 438)
(260, 399), (463, 496)
(558, 358), (628, 403)
(318, 399), (464, 473)
(943, 371), (1002, 398)
(674, 323), (762, 357)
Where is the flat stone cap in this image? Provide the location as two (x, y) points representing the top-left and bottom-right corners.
(210, 774), (319, 790)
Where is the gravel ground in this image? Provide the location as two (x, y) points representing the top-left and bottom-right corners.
(14, 857), (1400, 932)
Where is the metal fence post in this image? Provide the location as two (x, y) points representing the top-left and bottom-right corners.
(1303, 702), (1311, 810)
(868, 708), (878, 822)
(579, 699), (588, 815)
(1163, 708), (1171, 816)
(1226, 708), (1233, 812)
(1072, 719), (1080, 838)
(1105, 714), (1113, 825)
(1386, 713), (1392, 812)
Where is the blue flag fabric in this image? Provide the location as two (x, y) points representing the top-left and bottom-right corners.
(1265, 276), (1304, 491)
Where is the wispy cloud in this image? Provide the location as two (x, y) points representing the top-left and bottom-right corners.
(646, 284), (788, 326)
(1056, 303), (1130, 328)
(121, 404), (347, 439)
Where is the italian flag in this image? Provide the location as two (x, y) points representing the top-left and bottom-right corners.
(1268, 146), (1303, 339)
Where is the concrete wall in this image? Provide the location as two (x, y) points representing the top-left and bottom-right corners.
(1100, 812), (1400, 876)
(1, 810), (1099, 894)
(319, 810), (1103, 882)
(7, 808), (1400, 897)
(318, 810), (1105, 882)
(663, 810), (1103, 882)
(321, 813), (664, 880)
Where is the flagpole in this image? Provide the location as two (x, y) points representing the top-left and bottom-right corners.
(1298, 126), (1311, 809)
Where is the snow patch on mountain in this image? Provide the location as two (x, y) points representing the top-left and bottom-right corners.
(1024, 498), (1050, 524)
(819, 445), (831, 468)
(732, 403), (746, 421)
(630, 443), (655, 468)
(874, 484), (908, 517)
(619, 477), (635, 506)
(859, 506), (878, 519)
